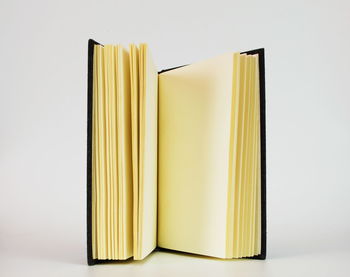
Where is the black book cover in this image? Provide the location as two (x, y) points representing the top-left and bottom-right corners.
(86, 39), (266, 265)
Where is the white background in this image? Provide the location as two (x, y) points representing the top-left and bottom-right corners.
(1, 0), (349, 276)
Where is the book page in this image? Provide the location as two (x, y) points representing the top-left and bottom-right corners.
(136, 44), (158, 259)
(115, 46), (133, 259)
(129, 44), (140, 257)
(226, 53), (241, 258)
(158, 53), (235, 258)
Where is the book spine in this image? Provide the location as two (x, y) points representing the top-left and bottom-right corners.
(87, 39), (100, 265)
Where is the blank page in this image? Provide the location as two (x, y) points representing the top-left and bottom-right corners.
(136, 44), (158, 260)
(115, 46), (133, 259)
(158, 53), (235, 258)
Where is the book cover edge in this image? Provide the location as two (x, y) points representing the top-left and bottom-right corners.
(87, 39), (100, 265)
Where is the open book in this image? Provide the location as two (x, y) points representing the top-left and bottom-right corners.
(86, 39), (266, 265)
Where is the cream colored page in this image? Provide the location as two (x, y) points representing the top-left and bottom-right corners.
(254, 57), (262, 255)
(116, 46), (133, 259)
(129, 44), (139, 257)
(92, 45), (98, 259)
(252, 56), (260, 256)
(137, 44), (158, 259)
(108, 46), (118, 259)
(245, 56), (255, 256)
(103, 46), (111, 259)
(249, 56), (258, 256)
(233, 54), (247, 258)
(104, 45), (117, 259)
(238, 54), (249, 257)
(226, 53), (241, 258)
(249, 55), (259, 256)
(97, 46), (107, 259)
(158, 53), (235, 258)
(242, 56), (252, 256)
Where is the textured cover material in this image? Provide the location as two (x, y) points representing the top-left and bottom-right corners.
(86, 40), (266, 264)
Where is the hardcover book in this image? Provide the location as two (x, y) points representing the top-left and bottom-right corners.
(86, 39), (266, 265)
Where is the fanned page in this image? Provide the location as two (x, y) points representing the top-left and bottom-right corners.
(158, 53), (261, 259)
(129, 45), (140, 257)
(91, 44), (133, 260)
(130, 44), (158, 260)
(115, 46), (133, 259)
(91, 43), (158, 261)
